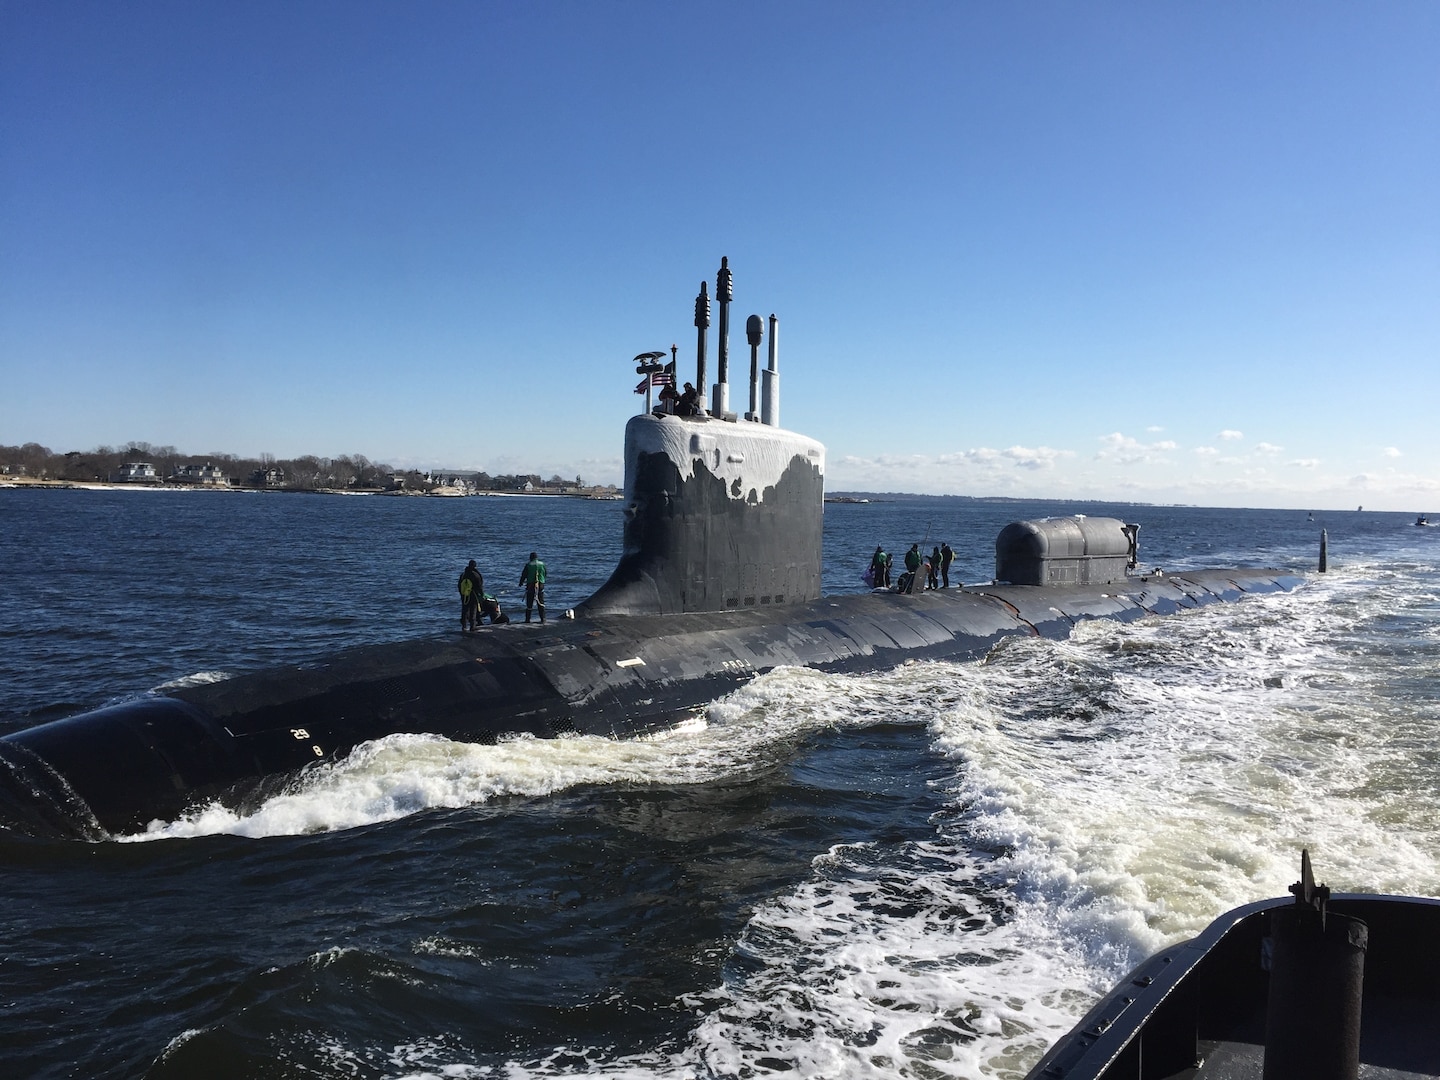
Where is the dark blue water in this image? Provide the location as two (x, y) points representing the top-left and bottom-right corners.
(2, 487), (1436, 1079)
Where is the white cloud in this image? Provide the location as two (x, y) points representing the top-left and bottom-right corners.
(826, 439), (1433, 510)
(932, 448), (995, 467)
(1145, 425), (1165, 433)
(1383, 447), (1403, 458)
(1254, 442), (1283, 454)
(1218, 429), (1244, 441)
(1002, 445), (1066, 470)
(1095, 432), (1179, 466)
(831, 445), (1077, 495)
(930, 446), (1073, 470)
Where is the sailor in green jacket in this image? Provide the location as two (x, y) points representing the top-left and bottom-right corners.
(903, 543), (922, 593)
(520, 551), (547, 623)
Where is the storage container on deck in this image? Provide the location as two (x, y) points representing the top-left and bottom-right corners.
(994, 516), (1137, 586)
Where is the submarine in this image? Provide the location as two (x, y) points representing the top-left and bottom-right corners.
(0, 259), (1304, 838)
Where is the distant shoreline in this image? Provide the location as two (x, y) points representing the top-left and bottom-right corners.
(0, 478), (620, 499)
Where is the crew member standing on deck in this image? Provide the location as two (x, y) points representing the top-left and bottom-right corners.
(904, 543), (921, 576)
(928, 546), (942, 591)
(458, 560), (484, 631)
(940, 542), (954, 589)
(869, 546), (888, 588)
(903, 543), (922, 594)
(520, 551), (547, 623)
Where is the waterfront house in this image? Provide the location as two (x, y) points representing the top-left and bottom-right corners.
(170, 463), (231, 487)
(110, 462), (162, 484)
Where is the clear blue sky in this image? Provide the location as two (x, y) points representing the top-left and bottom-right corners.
(3, 2), (1436, 509)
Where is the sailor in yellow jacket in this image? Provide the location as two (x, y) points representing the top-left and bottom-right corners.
(458, 559), (483, 631)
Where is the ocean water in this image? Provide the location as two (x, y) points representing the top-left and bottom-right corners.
(2, 487), (1438, 1079)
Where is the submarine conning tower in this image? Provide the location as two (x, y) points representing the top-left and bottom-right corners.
(577, 258), (825, 617)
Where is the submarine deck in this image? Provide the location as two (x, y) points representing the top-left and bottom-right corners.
(172, 566), (1302, 728)
(1, 567), (1305, 835)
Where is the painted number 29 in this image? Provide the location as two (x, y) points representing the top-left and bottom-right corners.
(290, 728), (323, 757)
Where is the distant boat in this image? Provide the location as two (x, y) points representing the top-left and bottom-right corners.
(1418, 515), (1432, 526)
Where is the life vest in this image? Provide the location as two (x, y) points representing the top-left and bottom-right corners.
(459, 577), (474, 598)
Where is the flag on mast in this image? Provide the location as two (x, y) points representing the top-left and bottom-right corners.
(634, 372), (673, 394)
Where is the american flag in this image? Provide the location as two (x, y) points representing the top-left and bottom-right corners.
(634, 372), (673, 394)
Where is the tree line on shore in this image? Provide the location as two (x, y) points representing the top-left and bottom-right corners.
(0, 441), (592, 494)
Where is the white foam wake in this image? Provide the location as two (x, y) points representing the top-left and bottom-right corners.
(680, 568), (1440, 1079)
(118, 665), (882, 842)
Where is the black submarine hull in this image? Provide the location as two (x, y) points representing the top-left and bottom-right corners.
(0, 569), (1301, 836)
